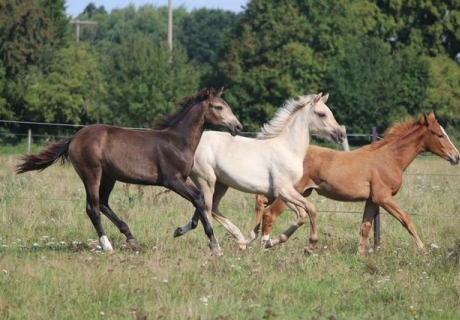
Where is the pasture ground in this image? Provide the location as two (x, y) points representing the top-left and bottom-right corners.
(1, 152), (460, 319)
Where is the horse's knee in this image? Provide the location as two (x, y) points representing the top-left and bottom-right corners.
(86, 204), (99, 217)
(360, 221), (372, 237)
(263, 212), (276, 228)
(297, 215), (307, 227)
(256, 195), (268, 208)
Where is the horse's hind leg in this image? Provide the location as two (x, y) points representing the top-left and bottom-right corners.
(357, 201), (377, 254)
(81, 173), (113, 252)
(264, 188), (318, 252)
(99, 177), (138, 250)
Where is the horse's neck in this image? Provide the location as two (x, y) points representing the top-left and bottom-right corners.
(387, 126), (426, 171)
(278, 109), (311, 157)
(169, 104), (206, 152)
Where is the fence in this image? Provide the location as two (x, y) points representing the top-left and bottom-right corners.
(2, 119), (460, 248)
(1, 119), (379, 154)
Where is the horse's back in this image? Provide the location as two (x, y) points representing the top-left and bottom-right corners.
(68, 124), (164, 184)
(194, 131), (301, 195)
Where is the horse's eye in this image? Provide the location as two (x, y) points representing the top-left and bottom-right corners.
(214, 105), (223, 110)
(438, 134), (444, 138)
(317, 112), (326, 118)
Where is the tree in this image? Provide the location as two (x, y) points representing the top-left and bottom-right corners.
(0, 0), (69, 78)
(24, 43), (107, 124)
(425, 55), (460, 130)
(375, 0), (460, 58)
(0, 0), (70, 129)
(217, 0), (382, 131)
(178, 9), (239, 66)
(324, 37), (430, 133)
(101, 33), (202, 127)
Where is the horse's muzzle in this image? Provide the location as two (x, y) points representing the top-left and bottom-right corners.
(333, 129), (346, 145)
(448, 154), (459, 165)
(228, 122), (243, 136)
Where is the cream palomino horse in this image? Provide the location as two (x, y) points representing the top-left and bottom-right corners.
(174, 93), (345, 255)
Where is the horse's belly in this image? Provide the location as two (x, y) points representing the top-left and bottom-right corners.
(218, 172), (272, 195)
(103, 160), (159, 185)
(315, 184), (369, 202)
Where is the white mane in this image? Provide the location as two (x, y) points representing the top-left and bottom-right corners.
(256, 94), (316, 140)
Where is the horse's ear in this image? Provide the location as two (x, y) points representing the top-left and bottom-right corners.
(321, 93), (329, 103)
(206, 85), (214, 96)
(216, 86), (225, 97)
(423, 113), (430, 126)
(314, 92), (323, 103)
(424, 111), (437, 124)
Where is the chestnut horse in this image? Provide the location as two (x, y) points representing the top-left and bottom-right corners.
(16, 86), (242, 254)
(173, 93), (345, 255)
(249, 112), (459, 253)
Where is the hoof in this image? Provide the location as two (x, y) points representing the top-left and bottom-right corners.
(303, 246), (313, 255)
(174, 227), (183, 237)
(238, 242), (247, 250)
(209, 242), (223, 257)
(263, 240), (272, 250)
(125, 239), (142, 252)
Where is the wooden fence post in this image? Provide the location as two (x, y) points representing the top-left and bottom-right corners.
(27, 129), (31, 154)
(340, 125), (350, 151)
(371, 126), (381, 250)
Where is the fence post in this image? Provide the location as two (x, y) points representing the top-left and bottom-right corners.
(371, 126), (381, 250)
(340, 125), (350, 151)
(27, 129), (32, 154)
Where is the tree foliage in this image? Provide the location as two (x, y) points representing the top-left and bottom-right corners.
(325, 37), (430, 133)
(0, 0), (460, 141)
(24, 43), (107, 124)
(217, 0), (384, 131)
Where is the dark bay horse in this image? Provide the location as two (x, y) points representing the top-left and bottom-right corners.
(251, 112), (459, 253)
(16, 86), (242, 254)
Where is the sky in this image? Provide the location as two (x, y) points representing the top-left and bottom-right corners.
(66, 0), (248, 18)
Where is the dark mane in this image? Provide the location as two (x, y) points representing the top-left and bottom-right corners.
(152, 87), (211, 130)
(363, 115), (424, 151)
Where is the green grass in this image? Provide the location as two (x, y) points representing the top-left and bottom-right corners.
(1, 154), (460, 319)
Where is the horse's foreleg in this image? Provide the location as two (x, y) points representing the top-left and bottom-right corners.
(169, 177), (222, 256)
(357, 201), (377, 254)
(378, 197), (426, 253)
(212, 210), (247, 249)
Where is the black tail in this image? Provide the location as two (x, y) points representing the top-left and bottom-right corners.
(16, 138), (72, 174)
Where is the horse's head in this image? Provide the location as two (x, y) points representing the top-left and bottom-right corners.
(203, 86), (243, 136)
(307, 93), (345, 144)
(422, 112), (459, 165)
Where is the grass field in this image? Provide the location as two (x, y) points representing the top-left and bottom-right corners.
(1, 152), (460, 319)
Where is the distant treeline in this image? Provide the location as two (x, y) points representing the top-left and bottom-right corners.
(1, 0), (459, 141)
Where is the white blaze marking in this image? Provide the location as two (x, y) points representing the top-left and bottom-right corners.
(441, 126), (459, 154)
